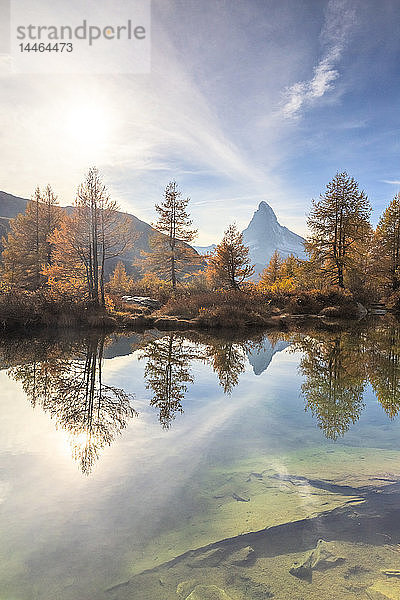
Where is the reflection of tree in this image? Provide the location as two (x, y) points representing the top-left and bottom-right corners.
(9, 335), (136, 475)
(6, 319), (400, 454)
(187, 330), (269, 395)
(294, 332), (366, 440)
(204, 340), (246, 394)
(140, 333), (196, 428)
(366, 323), (400, 418)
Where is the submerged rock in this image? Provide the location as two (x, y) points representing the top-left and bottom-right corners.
(226, 545), (255, 566)
(185, 585), (233, 600)
(187, 547), (226, 568)
(310, 539), (345, 570)
(289, 562), (312, 582)
(177, 579), (198, 598)
(231, 492), (250, 502)
(290, 539), (345, 581)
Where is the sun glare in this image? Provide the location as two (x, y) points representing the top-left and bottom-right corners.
(64, 102), (114, 157)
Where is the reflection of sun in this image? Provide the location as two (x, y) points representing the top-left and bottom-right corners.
(58, 429), (98, 459)
(71, 431), (92, 448)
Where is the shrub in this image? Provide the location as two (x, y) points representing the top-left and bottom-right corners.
(0, 285), (112, 330)
(156, 289), (274, 327)
(280, 288), (357, 315)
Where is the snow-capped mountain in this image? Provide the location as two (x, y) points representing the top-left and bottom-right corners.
(193, 244), (217, 255)
(242, 201), (305, 275)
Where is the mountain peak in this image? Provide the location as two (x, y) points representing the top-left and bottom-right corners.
(255, 200), (278, 222)
(258, 200), (271, 209)
(242, 201), (305, 276)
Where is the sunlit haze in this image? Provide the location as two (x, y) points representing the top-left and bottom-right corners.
(2, 0), (400, 244)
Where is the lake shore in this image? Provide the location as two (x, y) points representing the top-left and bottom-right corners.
(0, 287), (376, 333)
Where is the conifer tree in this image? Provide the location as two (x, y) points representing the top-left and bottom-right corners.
(107, 261), (134, 295)
(1, 185), (60, 289)
(9, 334), (136, 474)
(374, 193), (400, 291)
(306, 172), (371, 288)
(298, 333), (366, 440)
(206, 224), (254, 289)
(205, 339), (246, 394)
(366, 324), (400, 418)
(281, 254), (300, 279)
(259, 250), (283, 286)
(144, 181), (198, 289)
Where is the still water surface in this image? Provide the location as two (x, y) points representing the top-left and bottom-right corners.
(1, 321), (400, 599)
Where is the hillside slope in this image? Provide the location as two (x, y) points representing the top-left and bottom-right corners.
(0, 192), (201, 277)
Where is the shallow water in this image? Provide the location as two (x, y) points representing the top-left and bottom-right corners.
(1, 320), (400, 599)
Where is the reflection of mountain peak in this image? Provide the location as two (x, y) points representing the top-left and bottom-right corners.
(247, 339), (289, 375)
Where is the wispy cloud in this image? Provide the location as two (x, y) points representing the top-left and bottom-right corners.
(382, 180), (400, 185)
(281, 0), (356, 119)
(192, 193), (267, 207)
(0, 9), (264, 206)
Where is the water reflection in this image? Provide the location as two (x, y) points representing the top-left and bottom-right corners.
(367, 323), (400, 418)
(293, 331), (366, 439)
(2, 319), (400, 475)
(197, 333), (250, 394)
(291, 321), (400, 439)
(139, 333), (197, 429)
(6, 334), (136, 474)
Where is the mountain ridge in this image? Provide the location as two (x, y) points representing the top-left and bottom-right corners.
(0, 191), (201, 278)
(0, 192), (305, 279)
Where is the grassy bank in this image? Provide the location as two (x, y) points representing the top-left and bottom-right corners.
(0, 288), (118, 331)
(0, 286), (370, 333)
(152, 288), (365, 326)
(0, 286), (369, 332)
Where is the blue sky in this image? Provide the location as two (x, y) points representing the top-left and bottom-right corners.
(1, 0), (400, 244)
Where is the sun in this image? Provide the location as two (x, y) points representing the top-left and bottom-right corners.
(64, 102), (114, 157)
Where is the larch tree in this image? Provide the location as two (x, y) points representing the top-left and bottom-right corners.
(281, 254), (300, 279)
(259, 250), (283, 286)
(374, 193), (400, 291)
(204, 338), (246, 394)
(107, 261), (134, 295)
(206, 224), (254, 289)
(10, 334), (136, 475)
(366, 324), (400, 418)
(306, 172), (371, 288)
(44, 213), (90, 298)
(1, 185), (60, 289)
(46, 168), (132, 305)
(144, 181), (198, 289)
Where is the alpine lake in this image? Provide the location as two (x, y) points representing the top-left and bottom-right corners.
(1, 317), (400, 600)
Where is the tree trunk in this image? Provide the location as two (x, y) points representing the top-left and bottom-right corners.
(35, 197), (40, 289)
(338, 264), (344, 288)
(171, 251), (176, 290)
